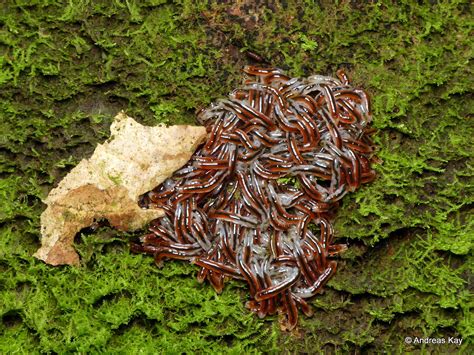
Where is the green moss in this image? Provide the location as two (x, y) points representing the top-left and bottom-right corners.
(0, 0), (472, 353)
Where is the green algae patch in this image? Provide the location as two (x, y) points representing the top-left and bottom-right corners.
(0, 0), (472, 353)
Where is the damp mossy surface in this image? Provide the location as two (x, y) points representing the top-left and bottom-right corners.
(0, 1), (472, 353)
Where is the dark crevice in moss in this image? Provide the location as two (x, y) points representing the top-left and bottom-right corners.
(92, 290), (133, 310)
(1, 310), (23, 328)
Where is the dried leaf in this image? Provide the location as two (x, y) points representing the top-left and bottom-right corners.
(34, 112), (207, 266)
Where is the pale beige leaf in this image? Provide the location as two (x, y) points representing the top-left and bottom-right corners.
(34, 111), (207, 266)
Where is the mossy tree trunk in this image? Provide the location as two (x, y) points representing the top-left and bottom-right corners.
(0, 1), (471, 353)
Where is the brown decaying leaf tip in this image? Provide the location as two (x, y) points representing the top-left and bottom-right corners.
(133, 66), (376, 331)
